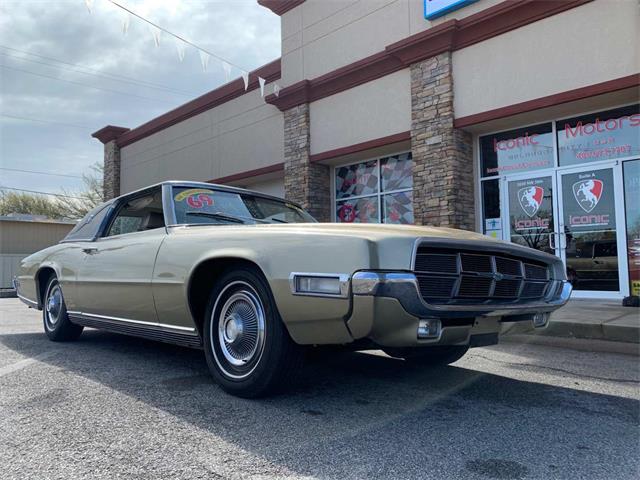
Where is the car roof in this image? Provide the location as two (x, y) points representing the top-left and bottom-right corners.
(110, 181), (299, 209)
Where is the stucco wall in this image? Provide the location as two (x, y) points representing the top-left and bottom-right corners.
(309, 69), (411, 155)
(120, 89), (284, 194)
(280, 0), (503, 86)
(241, 177), (285, 198)
(453, 0), (640, 119)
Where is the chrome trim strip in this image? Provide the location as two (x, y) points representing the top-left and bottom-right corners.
(66, 311), (197, 334)
(289, 272), (350, 298)
(16, 292), (38, 308)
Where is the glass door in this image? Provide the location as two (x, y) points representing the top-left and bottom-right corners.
(557, 164), (629, 298)
(503, 172), (559, 257)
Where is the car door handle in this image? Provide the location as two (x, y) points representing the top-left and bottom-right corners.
(82, 247), (98, 255)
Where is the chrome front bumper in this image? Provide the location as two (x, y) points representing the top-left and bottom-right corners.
(351, 271), (572, 320)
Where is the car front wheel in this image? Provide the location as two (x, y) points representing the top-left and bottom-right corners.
(42, 276), (83, 341)
(203, 267), (303, 398)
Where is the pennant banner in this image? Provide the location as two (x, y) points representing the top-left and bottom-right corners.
(258, 77), (266, 97)
(273, 83), (281, 97)
(222, 61), (232, 83)
(149, 25), (161, 47)
(240, 70), (249, 91)
(175, 39), (186, 62)
(121, 13), (130, 35)
(199, 51), (211, 71)
(84, 0), (93, 14)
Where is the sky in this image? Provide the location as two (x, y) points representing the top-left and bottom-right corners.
(0, 0), (280, 197)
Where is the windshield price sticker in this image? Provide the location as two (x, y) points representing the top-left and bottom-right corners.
(174, 189), (215, 209)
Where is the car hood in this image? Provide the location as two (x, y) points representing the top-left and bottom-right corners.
(176, 221), (499, 243)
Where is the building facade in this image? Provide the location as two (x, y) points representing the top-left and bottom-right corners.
(0, 216), (75, 288)
(92, 0), (639, 300)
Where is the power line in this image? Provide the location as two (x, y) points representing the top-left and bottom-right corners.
(1, 113), (87, 129)
(106, 0), (250, 76)
(0, 167), (84, 179)
(0, 47), (196, 97)
(0, 63), (175, 104)
(0, 186), (84, 199)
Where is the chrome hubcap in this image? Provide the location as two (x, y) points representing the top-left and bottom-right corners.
(216, 285), (265, 369)
(45, 285), (62, 327)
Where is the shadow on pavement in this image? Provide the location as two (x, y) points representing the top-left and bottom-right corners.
(1, 329), (639, 479)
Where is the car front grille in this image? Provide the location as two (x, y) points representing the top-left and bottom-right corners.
(414, 246), (552, 304)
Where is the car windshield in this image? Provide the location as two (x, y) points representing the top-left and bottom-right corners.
(172, 187), (316, 225)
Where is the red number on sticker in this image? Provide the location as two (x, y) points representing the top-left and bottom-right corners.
(187, 194), (213, 208)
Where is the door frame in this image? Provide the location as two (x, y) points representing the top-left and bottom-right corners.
(500, 161), (629, 299)
(555, 160), (629, 299)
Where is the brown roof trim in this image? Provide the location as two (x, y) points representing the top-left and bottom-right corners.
(112, 59), (281, 148)
(454, 74), (640, 128)
(91, 125), (130, 144)
(208, 162), (284, 184)
(267, 0), (592, 111)
(257, 0), (305, 16)
(310, 131), (411, 163)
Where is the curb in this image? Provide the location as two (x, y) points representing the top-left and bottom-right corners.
(502, 333), (640, 356)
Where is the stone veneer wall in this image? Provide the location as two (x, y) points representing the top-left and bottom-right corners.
(103, 140), (121, 201)
(283, 104), (331, 221)
(410, 52), (474, 230)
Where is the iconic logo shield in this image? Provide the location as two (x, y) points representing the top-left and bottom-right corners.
(517, 186), (544, 217)
(572, 179), (603, 213)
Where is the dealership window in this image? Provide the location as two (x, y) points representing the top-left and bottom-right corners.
(334, 152), (413, 224)
(557, 104), (640, 166)
(480, 123), (555, 178)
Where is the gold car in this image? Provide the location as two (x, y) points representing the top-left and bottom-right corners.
(14, 181), (572, 397)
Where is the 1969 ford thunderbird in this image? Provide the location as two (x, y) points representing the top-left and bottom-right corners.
(14, 181), (572, 397)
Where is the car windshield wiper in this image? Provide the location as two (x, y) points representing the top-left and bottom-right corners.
(185, 211), (247, 224)
(185, 211), (291, 225)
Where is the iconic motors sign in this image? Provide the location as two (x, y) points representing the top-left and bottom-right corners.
(562, 169), (616, 231)
(480, 123), (554, 177)
(509, 177), (553, 233)
(558, 105), (640, 166)
(424, 0), (477, 19)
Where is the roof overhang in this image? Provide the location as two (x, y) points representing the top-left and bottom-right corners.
(91, 125), (130, 144)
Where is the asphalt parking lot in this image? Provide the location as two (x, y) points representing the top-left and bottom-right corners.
(1, 298), (638, 480)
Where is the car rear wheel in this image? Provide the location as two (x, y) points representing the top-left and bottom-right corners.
(203, 267), (303, 398)
(42, 276), (83, 341)
(383, 345), (469, 366)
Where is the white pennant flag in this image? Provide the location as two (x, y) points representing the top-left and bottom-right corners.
(84, 0), (93, 13)
(199, 51), (211, 71)
(240, 70), (249, 91)
(149, 25), (161, 47)
(121, 13), (130, 35)
(258, 77), (266, 97)
(273, 83), (281, 97)
(175, 40), (186, 62)
(222, 61), (232, 83)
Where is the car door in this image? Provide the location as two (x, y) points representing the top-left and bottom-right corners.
(74, 187), (167, 323)
(56, 202), (114, 312)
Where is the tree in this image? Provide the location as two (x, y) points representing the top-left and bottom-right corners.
(0, 190), (68, 218)
(0, 162), (104, 220)
(59, 162), (104, 218)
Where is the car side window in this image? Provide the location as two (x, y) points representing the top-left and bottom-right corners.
(64, 203), (112, 241)
(104, 189), (165, 237)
